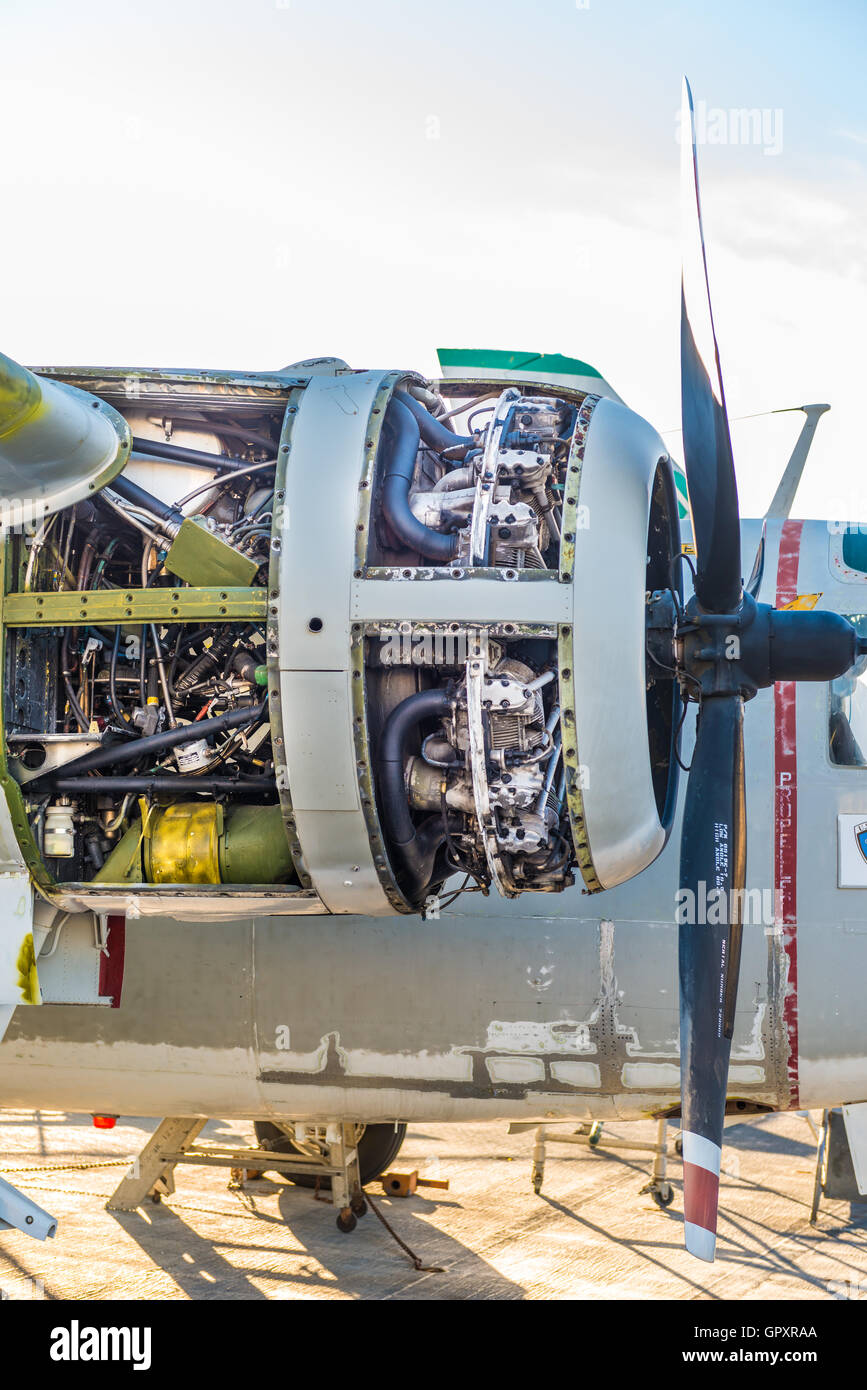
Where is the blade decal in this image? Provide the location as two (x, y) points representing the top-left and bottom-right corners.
(683, 1163), (721, 1230)
(681, 1128), (722, 1176)
(681, 1131), (722, 1261)
(774, 520), (803, 1108)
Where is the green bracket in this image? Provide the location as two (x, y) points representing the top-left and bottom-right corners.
(165, 518), (261, 588)
(3, 587), (268, 627)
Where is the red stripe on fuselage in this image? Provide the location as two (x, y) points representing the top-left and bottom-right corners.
(774, 520), (802, 1108)
(97, 915), (125, 1008)
(682, 1160), (721, 1233)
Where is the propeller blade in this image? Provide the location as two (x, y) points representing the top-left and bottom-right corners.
(680, 77), (742, 614)
(679, 694), (746, 1261)
(745, 519), (766, 599)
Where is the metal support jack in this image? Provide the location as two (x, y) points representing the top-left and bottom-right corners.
(809, 1107), (867, 1225)
(106, 1117), (367, 1233)
(510, 1117), (675, 1208)
(0, 1174), (57, 1241)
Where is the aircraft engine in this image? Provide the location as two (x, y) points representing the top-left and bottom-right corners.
(0, 352), (681, 916)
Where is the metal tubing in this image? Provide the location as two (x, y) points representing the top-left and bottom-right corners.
(378, 686), (453, 892)
(393, 390), (473, 456)
(31, 703), (266, 786)
(381, 400), (457, 563)
(53, 777), (274, 795)
(109, 473), (184, 529)
(131, 436), (259, 471)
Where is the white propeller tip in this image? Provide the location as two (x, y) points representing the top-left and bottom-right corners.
(684, 1220), (717, 1262)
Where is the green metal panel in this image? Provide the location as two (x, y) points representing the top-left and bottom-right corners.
(437, 348), (603, 379)
(3, 587), (267, 627)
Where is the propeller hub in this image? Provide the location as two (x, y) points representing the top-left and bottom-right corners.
(647, 589), (858, 707)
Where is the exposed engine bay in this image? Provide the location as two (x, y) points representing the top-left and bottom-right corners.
(0, 355), (680, 912)
(4, 379), (290, 894)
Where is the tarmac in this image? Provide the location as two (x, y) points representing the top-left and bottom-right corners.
(0, 1108), (865, 1300)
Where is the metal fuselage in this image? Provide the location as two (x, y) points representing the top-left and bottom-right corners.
(0, 516), (863, 1126)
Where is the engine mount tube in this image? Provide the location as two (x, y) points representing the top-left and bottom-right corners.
(381, 400), (458, 562)
(131, 437), (249, 470)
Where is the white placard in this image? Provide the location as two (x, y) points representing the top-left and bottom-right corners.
(837, 815), (867, 887)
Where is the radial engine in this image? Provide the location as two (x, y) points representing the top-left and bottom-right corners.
(0, 351), (681, 916)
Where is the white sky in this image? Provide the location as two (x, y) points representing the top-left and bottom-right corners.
(1, 0), (865, 520)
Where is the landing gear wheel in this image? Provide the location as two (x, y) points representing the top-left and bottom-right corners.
(674, 1135), (683, 1155)
(532, 1167), (543, 1195)
(651, 1182), (675, 1208)
(336, 1209), (357, 1234)
(254, 1120), (407, 1189)
(350, 1194), (368, 1217)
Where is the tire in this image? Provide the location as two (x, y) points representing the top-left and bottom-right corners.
(651, 1181), (675, 1208)
(254, 1120), (407, 1190)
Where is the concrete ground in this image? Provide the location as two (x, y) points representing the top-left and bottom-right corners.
(0, 1108), (864, 1300)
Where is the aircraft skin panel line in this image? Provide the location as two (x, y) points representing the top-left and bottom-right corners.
(774, 519), (803, 1109)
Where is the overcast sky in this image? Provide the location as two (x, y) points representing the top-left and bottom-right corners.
(2, 0), (865, 518)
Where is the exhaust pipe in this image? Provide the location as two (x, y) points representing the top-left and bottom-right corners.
(0, 352), (130, 528)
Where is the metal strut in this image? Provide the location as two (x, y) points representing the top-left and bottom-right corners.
(0, 1173), (57, 1241)
(106, 1117), (367, 1233)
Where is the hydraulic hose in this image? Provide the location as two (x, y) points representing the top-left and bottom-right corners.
(108, 626), (130, 728)
(109, 474), (184, 531)
(31, 702), (266, 788)
(175, 628), (236, 695)
(393, 390), (474, 457)
(60, 632), (90, 734)
(381, 399), (458, 563)
(378, 686), (453, 896)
